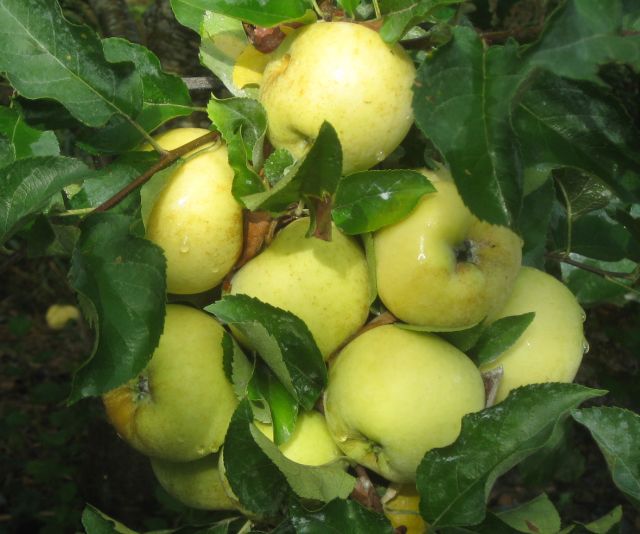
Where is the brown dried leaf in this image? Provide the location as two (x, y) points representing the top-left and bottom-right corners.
(243, 23), (286, 53)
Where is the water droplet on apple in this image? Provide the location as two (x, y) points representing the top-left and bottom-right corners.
(375, 150), (386, 162)
(179, 235), (190, 253)
(580, 310), (587, 323)
(582, 339), (590, 354)
(196, 446), (206, 456)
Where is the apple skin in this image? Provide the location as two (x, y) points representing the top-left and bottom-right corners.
(374, 168), (523, 329)
(228, 217), (370, 359)
(480, 266), (587, 403)
(145, 128), (243, 295)
(383, 484), (428, 534)
(150, 454), (238, 511)
(324, 324), (485, 483)
(259, 21), (415, 175)
(255, 411), (344, 467)
(103, 304), (238, 462)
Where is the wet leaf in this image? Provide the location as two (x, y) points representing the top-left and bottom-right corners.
(573, 407), (640, 507)
(332, 170), (435, 235)
(417, 383), (606, 527)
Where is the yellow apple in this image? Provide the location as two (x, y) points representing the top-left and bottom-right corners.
(228, 217), (370, 358)
(254, 411), (344, 467)
(324, 325), (485, 483)
(45, 304), (80, 330)
(150, 454), (238, 511)
(145, 128), (243, 295)
(103, 304), (237, 462)
(259, 21), (415, 175)
(384, 484), (429, 534)
(479, 266), (587, 403)
(374, 167), (523, 329)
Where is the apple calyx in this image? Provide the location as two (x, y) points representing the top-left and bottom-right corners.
(454, 239), (477, 265)
(134, 374), (151, 401)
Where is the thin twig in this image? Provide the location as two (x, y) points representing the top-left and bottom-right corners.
(547, 253), (638, 281)
(93, 131), (220, 213)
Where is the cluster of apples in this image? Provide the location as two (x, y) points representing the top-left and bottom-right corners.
(102, 21), (587, 527)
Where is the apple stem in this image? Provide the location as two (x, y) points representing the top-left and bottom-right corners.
(93, 131), (220, 214)
(351, 466), (384, 512)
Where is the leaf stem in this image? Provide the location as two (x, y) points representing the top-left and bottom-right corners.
(54, 208), (95, 217)
(93, 131), (220, 213)
(372, 0), (381, 19)
(555, 178), (573, 255)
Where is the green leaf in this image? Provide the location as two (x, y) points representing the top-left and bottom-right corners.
(289, 499), (394, 533)
(525, 0), (640, 85)
(561, 256), (637, 306)
(206, 294), (327, 411)
(69, 152), (158, 215)
(518, 179), (556, 268)
(242, 121), (342, 223)
(264, 148), (295, 185)
(170, 0), (212, 32)
(413, 26), (522, 226)
(81, 504), (137, 534)
(417, 383), (607, 528)
(199, 13), (252, 98)
(250, 422), (355, 503)
(555, 169), (613, 220)
(0, 106), (59, 168)
(517, 418), (585, 486)
(68, 213), (166, 402)
(79, 38), (193, 153)
(332, 169), (435, 234)
(21, 215), (80, 258)
(580, 505), (623, 533)
(206, 0), (311, 27)
(555, 210), (640, 262)
(441, 321), (485, 353)
(0, 156), (88, 245)
(222, 330), (254, 399)
(253, 363), (298, 446)
(337, 0), (359, 18)
(207, 96), (266, 158)
(513, 73), (640, 206)
(572, 406), (640, 507)
(472, 312), (535, 366)
(222, 400), (290, 517)
(496, 493), (561, 534)
(379, 0), (462, 43)
(207, 95), (267, 198)
(0, 0), (142, 127)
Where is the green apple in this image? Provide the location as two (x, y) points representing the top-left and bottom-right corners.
(259, 21), (415, 175)
(254, 411), (344, 467)
(228, 217), (370, 358)
(145, 128), (243, 295)
(103, 304), (238, 462)
(374, 167), (523, 330)
(480, 266), (587, 403)
(150, 454), (238, 511)
(324, 324), (485, 483)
